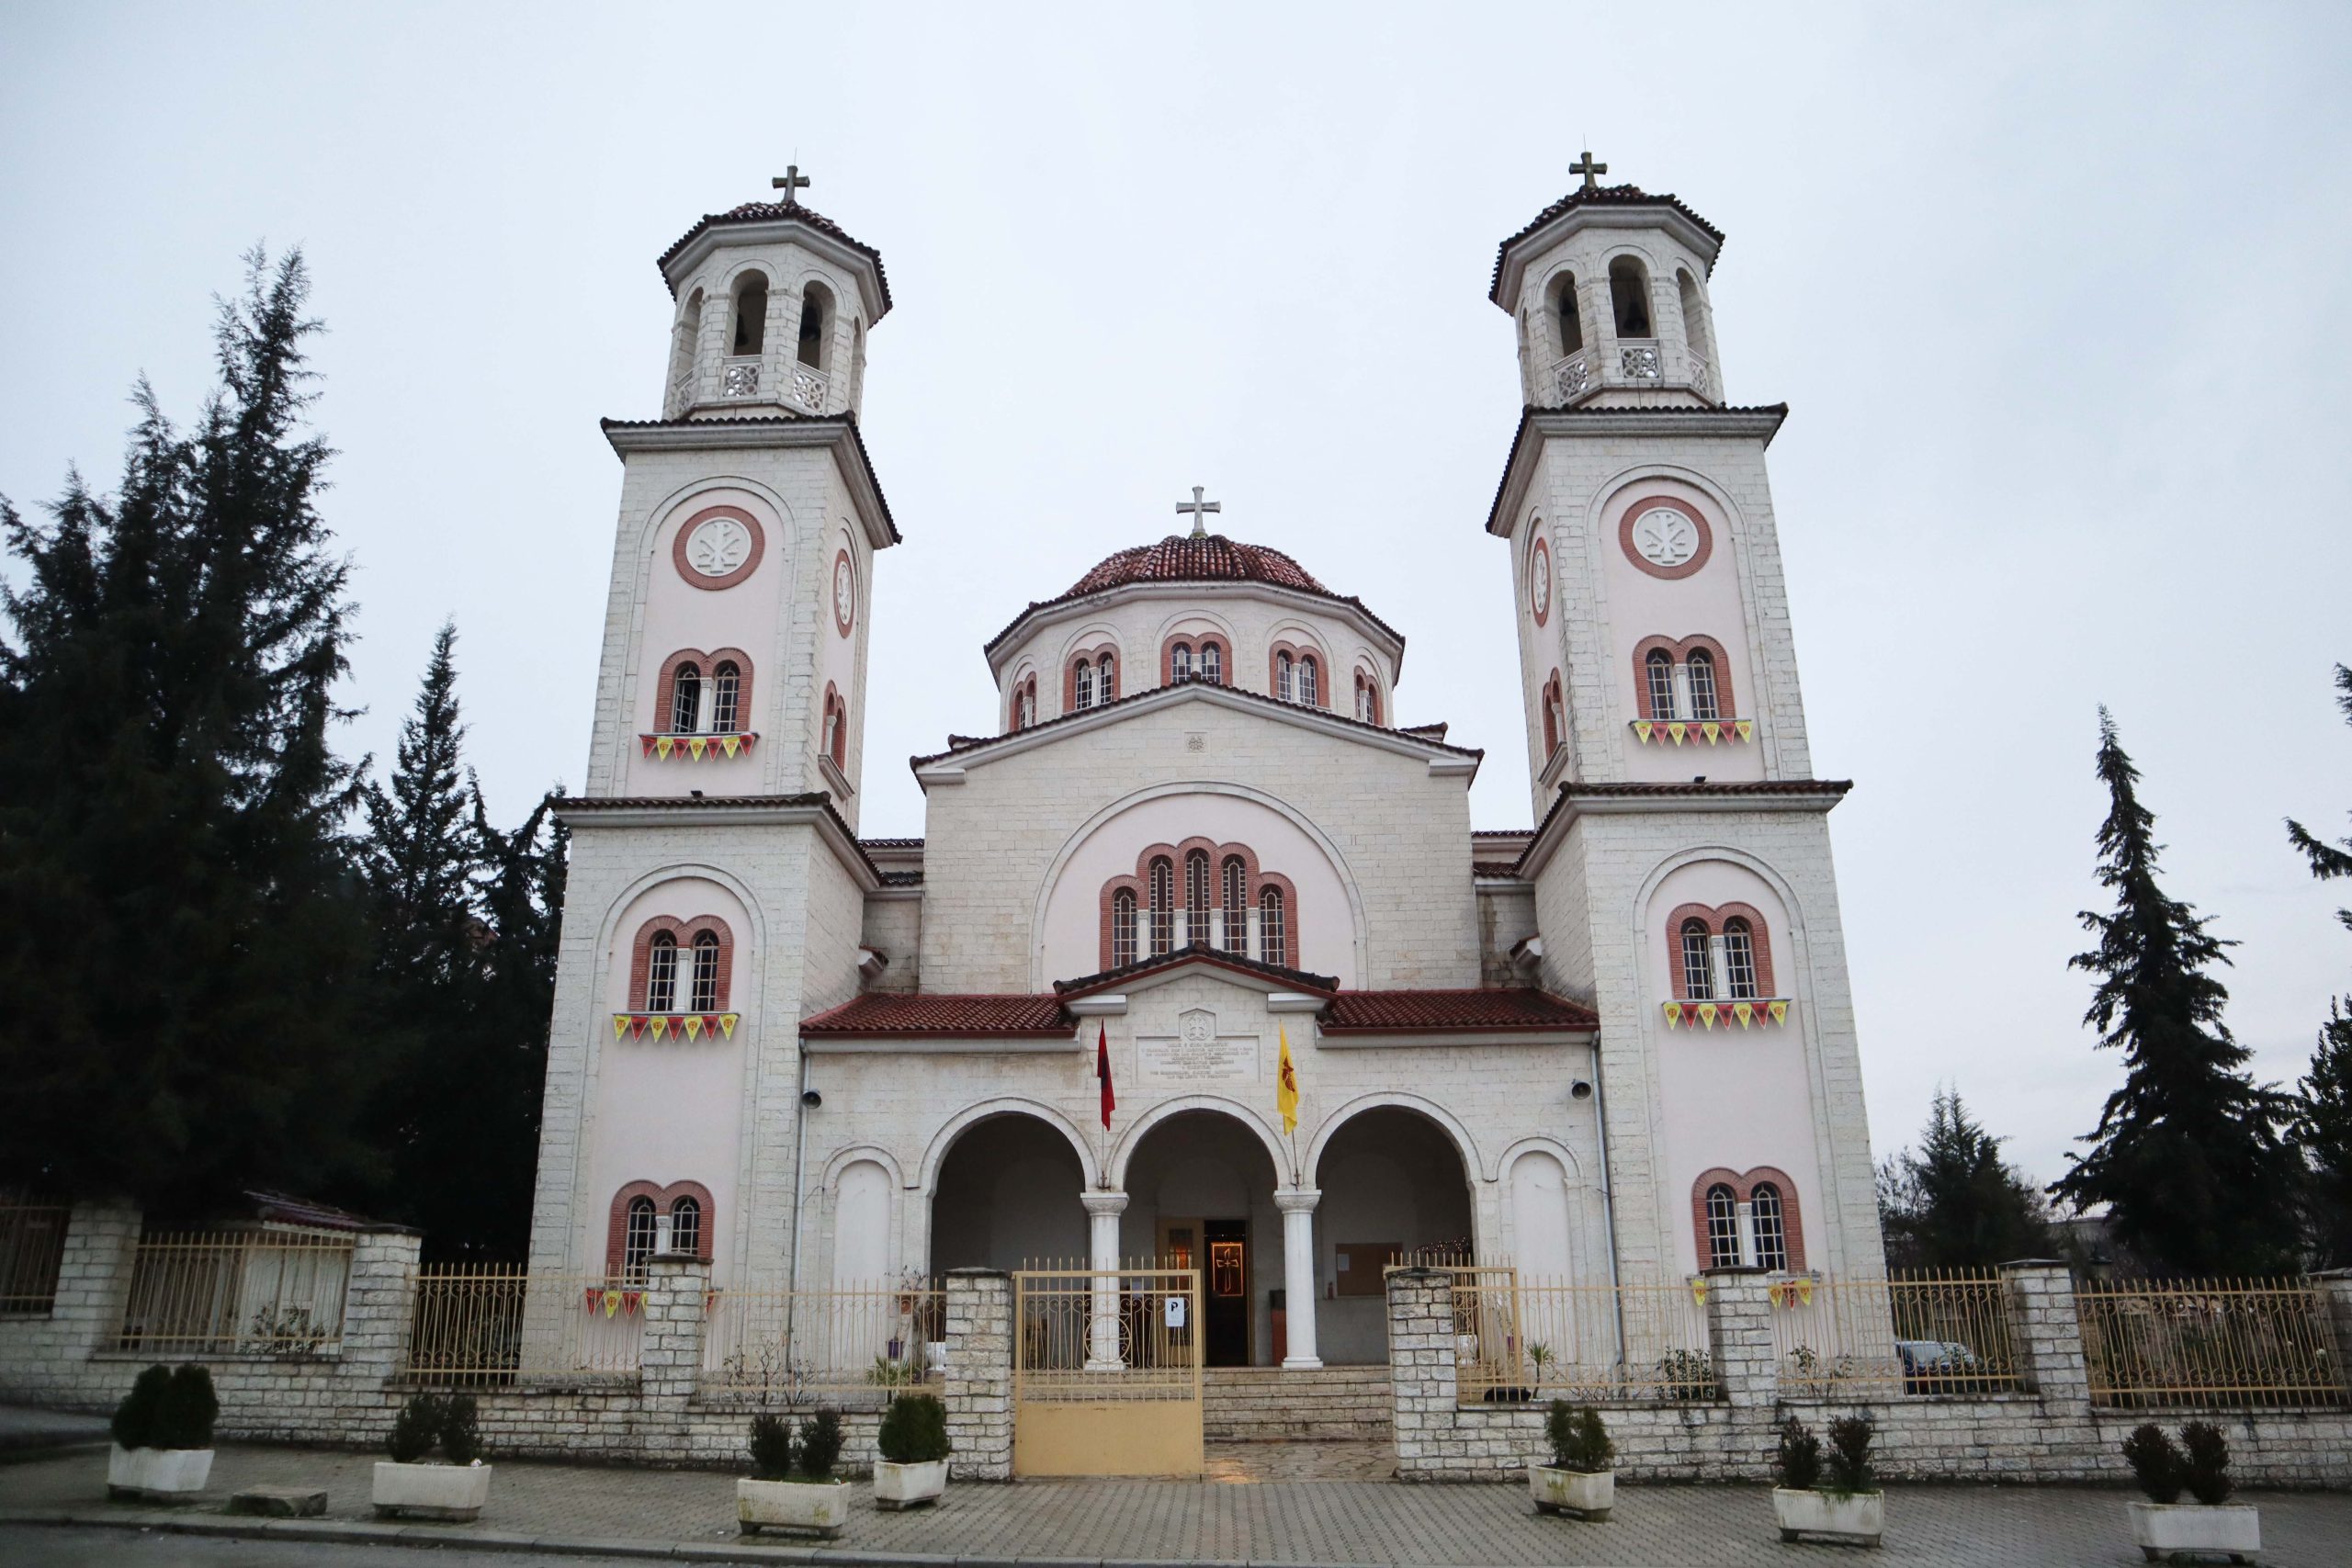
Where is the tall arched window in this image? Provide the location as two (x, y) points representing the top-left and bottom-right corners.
(1297, 655), (1319, 707)
(1097, 652), (1116, 702)
(710, 661), (742, 734)
(669, 289), (705, 411)
(1260, 886), (1287, 968)
(1275, 652), (1295, 703)
(1645, 649), (1676, 721)
(1185, 851), (1211, 947)
(730, 273), (768, 356)
(1170, 642), (1193, 682)
(1703, 1184), (1741, 1270)
(1721, 918), (1758, 1000)
(1686, 649), (1719, 721)
(1354, 671), (1379, 724)
(1679, 919), (1714, 1000)
(1074, 658), (1095, 711)
(1199, 640), (1222, 683)
(1608, 256), (1652, 337)
(1678, 268), (1713, 376)
(669, 1195), (703, 1260)
(670, 663), (703, 734)
(797, 283), (831, 369)
(623, 1195), (659, 1282)
(1549, 271), (1582, 355)
(1148, 857), (1174, 956)
(1112, 889), (1138, 968)
(689, 931), (721, 1012)
(1220, 856), (1247, 952)
(645, 931), (680, 1012)
(1750, 1183), (1788, 1271)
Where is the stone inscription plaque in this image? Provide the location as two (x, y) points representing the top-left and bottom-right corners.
(1135, 1033), (1260, 1084)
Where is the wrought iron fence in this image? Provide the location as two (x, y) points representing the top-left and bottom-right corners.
(1441, 1270), (1717, 1404)
(1770, 1270), (2021, 1397)
(2076, 1278), (2344, 1408)
(118, 1232), (353, 1356)
(1012, 1264), (1201, 1404)
(702, 1280), (944, 1402)
(0, 1201), (70, 1316)
(403, 1266), (646, 1385)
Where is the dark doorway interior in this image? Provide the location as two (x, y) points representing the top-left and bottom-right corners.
(1204, 1218), (1249, 1367)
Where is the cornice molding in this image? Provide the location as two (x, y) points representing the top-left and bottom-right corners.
(1485, 406), (1790, 538)
(985, 579), (1408, 682)
(553, 795), (882, 892)
(602, 418), (898, 551)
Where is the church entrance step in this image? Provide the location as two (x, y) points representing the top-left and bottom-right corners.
(1202, 1365), (1394, 1444)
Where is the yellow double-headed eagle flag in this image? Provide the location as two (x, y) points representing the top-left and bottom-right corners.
(1276, 1023), (1299, 1135)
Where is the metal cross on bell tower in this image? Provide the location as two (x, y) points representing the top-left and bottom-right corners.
(772, 165), (811, 206)
(1568, 150), (1608, 191)
(1176, 485), (1221, 538)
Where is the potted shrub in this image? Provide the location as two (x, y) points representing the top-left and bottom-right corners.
(738, 1407), (851, 1538)
(874, 1392), (951, 1510)
(1527, 1400), (1613, 1520)
(372, 1393), (492, 1522)
(2123, 1421), (2260, 1563)
(107, 1364), (218, 1502)
(1771, 1414), (1884, 1546)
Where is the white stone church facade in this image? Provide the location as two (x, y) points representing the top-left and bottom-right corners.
(526, 173), (1886, 1371)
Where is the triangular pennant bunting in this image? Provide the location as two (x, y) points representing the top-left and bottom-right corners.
(683, 1013), (705, 1040)
(650, 1016), (670, 1041)
(718, 1013), (739, 1038)
(1702, 721), (1722, 744)
(1668, 722), (1688, 745)
(1698, 1002), (1719, 1030)
(1736, 720), (1754, 741)
(654, 736), (675, 760)
(1768, 999), (1788, 1025)
(720, 735), (741, 758)
(1734, 1000), (1755, 1028)
(1662, 1000), (1683, 1029)
(639, 736), (656, 757)
(1690, 1279), (1709, 1306)
(614, 1015), (631, 1039)
(1634, 720), (1654, 743)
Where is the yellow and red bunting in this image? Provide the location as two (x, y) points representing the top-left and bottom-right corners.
(1630, 719), (1753, 746)
(639, 732), (759, 760)
(612, 1012), (741, 1041)
(1690, 1278), (1710, 1306)
(1767, 1279), (1815, 1308)
(582, 1287), (643, 1315)
(1660, 998), (1789, 1030)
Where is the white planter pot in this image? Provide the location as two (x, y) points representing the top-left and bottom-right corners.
(1773, 1487), (1884, 1546)
(874, 1458), (949, 1511)
(738, 1476), (850, 1538)
(2127, 1501), (2261, 1562)
(107, 1445), (214, 1502)
(371, 1461), (492, 1523)
(1528, 1462), (1613, 1520)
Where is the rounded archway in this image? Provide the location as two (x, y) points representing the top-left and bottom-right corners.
(1119, 1110), (1282, 1367)
(1310, 1106), (1476, 1365)
(929, 1112), (1088, 1273)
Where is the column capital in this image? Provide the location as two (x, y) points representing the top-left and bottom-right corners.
(1080, 1189), (1130, 1218)
(1273, 1187), (1322, 1215)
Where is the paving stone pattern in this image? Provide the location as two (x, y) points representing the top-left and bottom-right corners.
(5, 1444), (2349, 1566)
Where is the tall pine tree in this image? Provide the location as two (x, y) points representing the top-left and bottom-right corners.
(2285, 662), (2352, 1265)
(1876, 1088), (2053, 1270)
(2049, 710), (2301, 1274)
(0, 251), (379, 1211)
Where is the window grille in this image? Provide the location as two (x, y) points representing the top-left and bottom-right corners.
(1686, 650), (1719, 721)
(1722, 919), (1758, 999)
(1220, 857), (1247, 952)
(1679, 919), (1714, 999)
(689, 931), (721, 1011)
(1074, 659), (1095, 710)
(624, 1197), (658, 1282)
(1112, 890), (1138, 967)
(1148, 858), (1174, 956)
(669, 1196), (702, 1258)
(1171, 642), (1193, 681)
(1185, 852), (1211, 947)
(1298, 655), (1318, 707)
(1276, 652), (1294, 703)
(1260, 888), (1287, 967)
(671, 664), (703, 734)
(1645, 649), (1676, 719)
(646, 933), (679, 1012)
(1097, 653), (1115, 702)
(1199, 642), (1222, 683)
(711, 662), (741, 733)
(1704, 1184), (1741, 1269)
(1751, 1183), (1788, 1271)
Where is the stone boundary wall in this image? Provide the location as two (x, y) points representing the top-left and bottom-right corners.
(0, 1204), (1013, 1477)
(1385, 1264), (2352, 1488)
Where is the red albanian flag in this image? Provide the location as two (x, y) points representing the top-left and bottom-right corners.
(1096, 1021), (1114, 1130)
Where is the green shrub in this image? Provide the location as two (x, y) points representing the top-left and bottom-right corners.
(2122, 1424), (2183, 1504)
(1773, 1416), (1822, 1492)
(876, 1393), (951, 1464)
(1544, 1401), (1612, 1474)
(388, 1393), (439, 1463)
(748, 1413), (795, 1481)
(2177, 1421), (2233, 1506)
(154, 1365), (219, 1450)
(440, 1394), (481, 1465)
(1823, 1415), (1876, 1496)
(797, 1407), (844, 1480)
(111, 1366), (172, 1450)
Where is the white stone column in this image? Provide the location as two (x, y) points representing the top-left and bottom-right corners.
(1082, 1190), (1128, 1370)
(1275, 1187), (1322, 1369)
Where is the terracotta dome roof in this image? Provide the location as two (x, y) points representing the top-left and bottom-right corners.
(1062, 533), (1327, 598)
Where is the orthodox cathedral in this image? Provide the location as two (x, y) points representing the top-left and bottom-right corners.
(526, 164), (1886, 1370)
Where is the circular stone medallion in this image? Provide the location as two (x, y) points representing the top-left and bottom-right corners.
(1617, 497), (1713, 581)
(671, 504), (764, 591)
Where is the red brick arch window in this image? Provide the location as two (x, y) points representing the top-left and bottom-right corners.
(1664, 901), (1776, 1000)
(1008, 673), (1038, 733)
(605, 1179), (717, 1278)
(1542, 671), (1566, 756)
(1100, 840), (1300, 970)
(1067, 646), (1119, 712)
(628, 915), (737, 1013)
(820, 683), (847, 768)
(1162, 633), (1230, 687)
(1631, 635), (1736, 722)
(1270, 641), (1327, 707)
(656, 649), (755, 735)
(1689, 1168), (1805, 1272)
(1352, 668), (1383, 726)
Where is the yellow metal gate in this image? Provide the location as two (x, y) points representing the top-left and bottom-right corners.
(1012, 1267), (1202, 1477)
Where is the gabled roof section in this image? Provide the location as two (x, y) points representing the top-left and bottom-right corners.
(655, 202), (892, 320)
(1483, 404), (1790, 536)
(1054, 944), (1340, 1000)
(600, 413), (900, 547)
(1489, 183), (1725, 309)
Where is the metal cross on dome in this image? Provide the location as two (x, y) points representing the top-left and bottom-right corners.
(1176, 485), (1221, 538)
(772, 165), (811, 206)
(1569, 150), (1608, 191)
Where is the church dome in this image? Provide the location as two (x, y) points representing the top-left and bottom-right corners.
(1063, 533), (1327, 598)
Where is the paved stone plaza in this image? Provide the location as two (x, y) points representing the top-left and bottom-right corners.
(2, 1442), (2347, 1566)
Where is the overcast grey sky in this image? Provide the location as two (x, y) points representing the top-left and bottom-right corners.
(5, 3), (2349, 1191)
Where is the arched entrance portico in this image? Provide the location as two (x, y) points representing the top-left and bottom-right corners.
(1115, 1109), (1282, 1367)
(1309, 1105), (1476, 1364)
(930, 1111), (1089, 1272)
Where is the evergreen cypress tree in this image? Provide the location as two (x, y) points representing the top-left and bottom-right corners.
(2285, 662), (2352, 1265)
(2048, 710), (2301, 1274)
(1875, 1088), (2053, 1269)
(0, 251), (379, 1210)
(363, 621), (480, 985)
